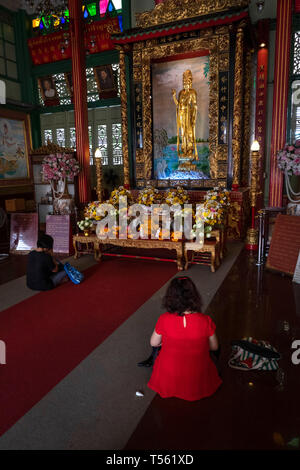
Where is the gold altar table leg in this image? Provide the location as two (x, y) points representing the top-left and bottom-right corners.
(94, 241), (100, 261)
(210, 247), (216, 273)
(73, 238), (79, 259)
(184, 247), (189, 271)
(176, 244), (184, 271)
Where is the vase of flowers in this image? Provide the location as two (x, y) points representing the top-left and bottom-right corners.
(42, 153), (80, 215)
(277, 141), (300, 208)
(77, 218), (94, 236)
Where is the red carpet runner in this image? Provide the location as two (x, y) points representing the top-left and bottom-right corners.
(0, 258), (176, 436)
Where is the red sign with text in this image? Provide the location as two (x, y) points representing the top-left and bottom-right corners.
(28, 17), (120, 66)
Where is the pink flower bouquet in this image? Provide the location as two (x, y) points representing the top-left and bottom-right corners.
(42, 153), (80, 182)
(277, 140), (300, 176)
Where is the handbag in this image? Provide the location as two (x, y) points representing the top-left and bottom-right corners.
(64, 262), (84, 284)
(228, 337), (281, 371)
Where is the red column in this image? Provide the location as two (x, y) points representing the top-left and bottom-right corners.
(269, 0), (292, 207)
(69, 0), (91, 204)
(255, 19), (269, 208)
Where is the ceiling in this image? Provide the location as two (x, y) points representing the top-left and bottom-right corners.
(0, 0), (278, 21)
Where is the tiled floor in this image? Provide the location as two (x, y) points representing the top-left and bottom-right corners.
(1, 248), (299, 450)
(125, 251), (300, 450)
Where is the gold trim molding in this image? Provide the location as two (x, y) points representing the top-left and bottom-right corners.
(117, 47), (130, 187)
(30, 141), (74, 155)
(232, 23), (245, 186)
(136, 0), (250, 29)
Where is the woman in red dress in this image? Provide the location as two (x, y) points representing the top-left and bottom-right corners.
(148, 276), (222, 401)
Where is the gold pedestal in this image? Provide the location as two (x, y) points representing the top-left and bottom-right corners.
(245, 227), (258, 249)
(178, 160), (197, 172)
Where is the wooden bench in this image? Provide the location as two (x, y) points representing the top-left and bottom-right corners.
(183, 239), (221, 272)
(73, 233), (100, 261)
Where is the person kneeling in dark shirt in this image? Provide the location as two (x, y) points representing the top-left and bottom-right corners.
(26, 234), (67, 291)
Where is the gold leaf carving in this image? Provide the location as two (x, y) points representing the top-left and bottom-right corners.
(232, 25), (244, 186)
(118, 48), (130, 187)
(136, 0), (250, 29)
(130, 28), (234, 187)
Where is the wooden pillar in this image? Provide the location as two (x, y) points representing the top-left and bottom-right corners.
(69, 0), (91, 203)
(232, 24), (245, 190)
(269, 0), (292, 207)
(255, 19), (269, 207)
(118, 47), (130, 189)
(241, 48), (252, 188)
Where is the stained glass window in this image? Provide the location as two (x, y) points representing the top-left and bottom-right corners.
(113, 0), (122, 10)
(32, 1), (122, 32)
(97, 125), (109, 165)
(100, 0), (109, 15)
(112, 123), (123, 165)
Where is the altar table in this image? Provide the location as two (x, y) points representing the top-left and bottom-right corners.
(96, 237), (184, 271)
(73, 234), (221, 272)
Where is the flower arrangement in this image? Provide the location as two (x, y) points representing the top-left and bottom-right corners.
(195, 201), (224, 227)
(164, 186), (189, 205)
(84, 201), (104, 221)
(204, 187), (231, 208)
(191, 187), (230, 236)
(137, 185), (161, 206)
(277, 140), (300, 176)
(42, 153), (80, 182)
(109, 186), (133, 207)
(77, 217), (94, 232)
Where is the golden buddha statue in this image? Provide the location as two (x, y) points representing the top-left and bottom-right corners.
(172, 70), (198, 170)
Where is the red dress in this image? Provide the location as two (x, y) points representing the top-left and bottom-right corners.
(148, 312), (222, 401)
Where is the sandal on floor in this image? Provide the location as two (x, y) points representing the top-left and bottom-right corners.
(64, 263), (84, 284)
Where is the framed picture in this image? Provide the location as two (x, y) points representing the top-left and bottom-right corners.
(38, 75), (59, 104)
(152, 55), (210, 181)
(94, 65), (117, 96)
(64, 72), (73, 98)
(0, 108), (32, 187)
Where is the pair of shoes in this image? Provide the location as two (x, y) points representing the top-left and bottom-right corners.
(137, 355), (154, 367)
(64, 263), (84, 284)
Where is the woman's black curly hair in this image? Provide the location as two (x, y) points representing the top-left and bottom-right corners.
(162, 276), (202, 316)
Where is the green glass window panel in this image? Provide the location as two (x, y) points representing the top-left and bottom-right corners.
(0, 57), (5, 75)
(42, 17), (51, 29)
(5, 43), (16, 62)
(3, 24), (15, 43)
(64, 10), (69, 17)
(0, 40), (3, 57)
(87, 3), (97, 16)
(5, 80), (21, 101)
(6, 60), (17, 79)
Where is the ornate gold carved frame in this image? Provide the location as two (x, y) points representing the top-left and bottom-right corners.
(132, 26), (230, 189)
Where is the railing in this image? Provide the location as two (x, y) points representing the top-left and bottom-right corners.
(256, 207), (286, 266)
